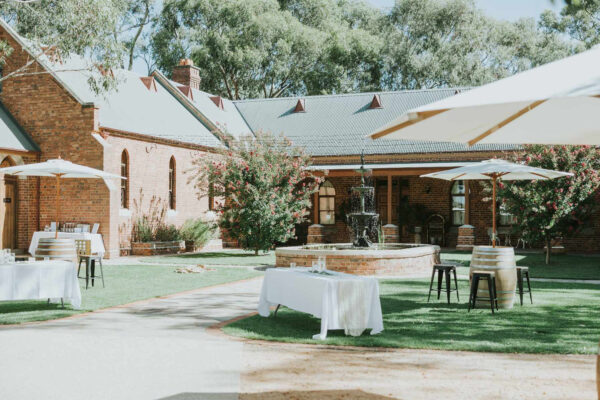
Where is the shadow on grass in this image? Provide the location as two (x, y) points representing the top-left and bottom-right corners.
(0, 300), (72, 314)
(224, 279), (600, 354)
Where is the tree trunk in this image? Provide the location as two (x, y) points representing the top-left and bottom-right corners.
(545, 236), (551, 265)
(254, 248), (259, 256)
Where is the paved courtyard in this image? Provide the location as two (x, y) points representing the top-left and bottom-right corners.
(0, 276), (595, 400)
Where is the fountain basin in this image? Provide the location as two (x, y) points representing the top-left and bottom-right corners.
(275, 243), (440, 276)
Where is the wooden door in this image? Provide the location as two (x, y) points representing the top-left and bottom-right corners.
(0, 179), (16, 249)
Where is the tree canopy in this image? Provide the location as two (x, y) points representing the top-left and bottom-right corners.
(0, 0), (581, 97)
(0, 0), (127, 92)
(382, 0), (575, 90)
(151, 0), (576, 99)
(192, 132), (321, 254)
(495, 145), (600, 264)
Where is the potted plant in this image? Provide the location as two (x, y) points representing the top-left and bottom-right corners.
(179, 218), (216, 252)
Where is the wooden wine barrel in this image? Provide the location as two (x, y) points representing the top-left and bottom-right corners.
(469, 246), (517, 309)
(35, 238), (77, 263)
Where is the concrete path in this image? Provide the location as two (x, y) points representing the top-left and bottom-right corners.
(0, 278), (264, 400)
(0, 276), (596, 400)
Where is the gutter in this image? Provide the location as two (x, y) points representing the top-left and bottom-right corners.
(100, 126), (223, 154)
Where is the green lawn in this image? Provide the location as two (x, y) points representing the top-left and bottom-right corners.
(0, 264), (260, 325)
(441, 251), (600, 280)
(139, 249), (276, 266)
(224, 278), (600, 354)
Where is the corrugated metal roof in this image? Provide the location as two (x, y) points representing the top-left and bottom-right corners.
(234, 90), (518, 156)
(188, 88), (252, 140)
(0, 102), (38, 152)
(49, 57), (225, 148)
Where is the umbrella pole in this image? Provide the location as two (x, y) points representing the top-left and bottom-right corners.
(492, 175), (497, 248)
(55, 175), (60, 239)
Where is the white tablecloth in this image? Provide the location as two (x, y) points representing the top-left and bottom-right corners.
(0, 260), (81, 309)
(258, 268), (384, 340)
(29, 232), (105, 257)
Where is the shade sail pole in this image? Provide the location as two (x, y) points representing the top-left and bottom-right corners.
(55, 174), (61, 239)
(492, 175), (497, 248)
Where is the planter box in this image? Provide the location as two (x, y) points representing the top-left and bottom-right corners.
(131, 240), (185, 256)
(184, 239), (223, 253)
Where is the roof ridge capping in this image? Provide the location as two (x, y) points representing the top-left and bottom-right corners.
(233, 87), (472, 103)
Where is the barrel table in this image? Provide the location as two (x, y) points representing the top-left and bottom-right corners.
(469, 246), (517, 309)
(34, 238), (77, 263)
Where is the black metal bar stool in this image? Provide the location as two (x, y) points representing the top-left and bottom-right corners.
(516, 266), (532, 305)
(427, 264), (460, 303)
(468, 271), (498, 314)
(75, 239), (105, 289)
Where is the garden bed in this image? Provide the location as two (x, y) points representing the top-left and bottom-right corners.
(131, 240), (185, 256)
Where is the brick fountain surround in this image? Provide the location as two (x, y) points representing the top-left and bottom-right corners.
(275, 243), (440, 276)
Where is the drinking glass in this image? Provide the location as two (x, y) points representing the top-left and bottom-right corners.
(311, 261), (319, 272)
(318, 256), (326, 272)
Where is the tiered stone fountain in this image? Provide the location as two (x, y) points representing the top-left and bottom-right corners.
(276, 156), (440, 276)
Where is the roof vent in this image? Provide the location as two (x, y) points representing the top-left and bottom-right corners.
(96, 64), (114, 78)
(41, 45), (62, 64)
(140, 76), (157, 92)
(178, 85), (194, 100)
(210, 95), (225, 110)
(293, 99), (306, 113)
(369, 94), (383, 109)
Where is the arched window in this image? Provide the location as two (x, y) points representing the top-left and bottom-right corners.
(319, 181), (335, 225)
(451, 180), (465, 225)
(169, 156), (176, 210)
(120, 150), (129, 209)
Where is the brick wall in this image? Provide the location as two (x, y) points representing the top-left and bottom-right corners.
(104, 133), (213, 255)
(0, 28), (110, 253)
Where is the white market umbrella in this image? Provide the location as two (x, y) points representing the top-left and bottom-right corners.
(370, 46), (600, 145)
(421, 159), (573, 247)
(0, 158), (125, 238)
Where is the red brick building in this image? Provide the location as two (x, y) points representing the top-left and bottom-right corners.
(0, 20), (597, 256)
(0, 21), (249, 257)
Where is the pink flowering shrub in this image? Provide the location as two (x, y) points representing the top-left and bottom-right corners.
(192, 132), (321, 254)
(497, 145), (600, 263)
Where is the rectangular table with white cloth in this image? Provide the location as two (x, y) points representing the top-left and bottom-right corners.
(29, 232), (106, 257)
(0, 260), (81, 309)
(258, 268), (384, 340)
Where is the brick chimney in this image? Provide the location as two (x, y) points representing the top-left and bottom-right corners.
(172, 58), (201, 90)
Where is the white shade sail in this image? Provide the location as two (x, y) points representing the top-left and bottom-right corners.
(0, 158), (124, 190)
(370, 45), (600, 146)
(421, 159), (574, 181)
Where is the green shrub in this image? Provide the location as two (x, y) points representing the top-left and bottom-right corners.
(154, 224), (181, 242)
(132, 216), (154, 242)
(179, 218), (216, 247)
